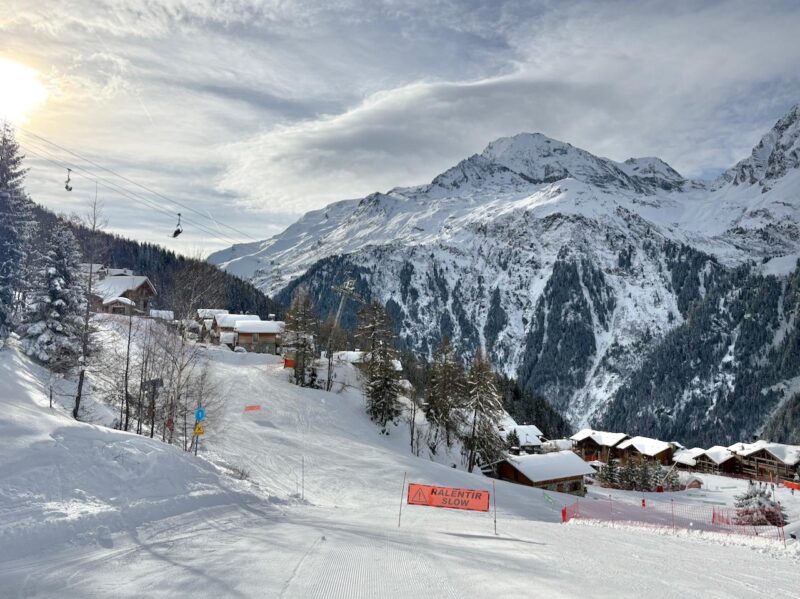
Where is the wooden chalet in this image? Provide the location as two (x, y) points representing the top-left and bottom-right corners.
(570, 429), (628, 462)
(730, 441), (800, 480)
(90, 275), (157, 315)
(496, 451), (596, 496)
(234, 320), (285, 354)
(499, 415), (544, 454)
(615, 436), (674, 465)
(211, 314), (261, 346)
(694, 446), (737, 475)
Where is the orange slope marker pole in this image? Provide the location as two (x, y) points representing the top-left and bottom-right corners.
(244, 405), (261, 412)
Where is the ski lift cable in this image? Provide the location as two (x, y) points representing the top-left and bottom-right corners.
(18, 127), (260, 243)
(21, 142), (243, 247)
(21, 142), (231, 242)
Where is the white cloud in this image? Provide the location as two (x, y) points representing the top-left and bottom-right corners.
(4, 0), (800, 252)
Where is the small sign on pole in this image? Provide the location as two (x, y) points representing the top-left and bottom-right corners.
(195, 407), (206, 421)
(193, 423), (205, 436)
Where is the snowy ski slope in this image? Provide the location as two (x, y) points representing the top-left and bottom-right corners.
(1, 344), (799, 598)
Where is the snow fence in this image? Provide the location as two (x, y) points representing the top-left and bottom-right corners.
(561, 495), (786, 544)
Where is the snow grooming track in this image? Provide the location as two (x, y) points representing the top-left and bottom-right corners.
(280, 528), (458, 598)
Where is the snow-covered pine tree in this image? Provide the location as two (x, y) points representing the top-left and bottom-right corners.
(20, 221), (85, 371)
(598, 457), (619, 488)
(284, 285), (318, 387)
(0, 122), (29, 346)
(618, 460), (636, 490)
(636, 459), (652, 491)
(665, 466), (680, 491)
(357, 302), (401, 433)
(464, 351), (504, 472)
(505, 428), (521, 454)
(734, 481), (787, 526)
(424, 337), (467, 451)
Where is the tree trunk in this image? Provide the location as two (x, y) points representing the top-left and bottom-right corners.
(467, 408), (478, 472)
(123, 311), (133, 431)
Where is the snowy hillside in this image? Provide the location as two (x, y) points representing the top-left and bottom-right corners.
(2, 343), (799, 597)
(209, 106), (800, 441)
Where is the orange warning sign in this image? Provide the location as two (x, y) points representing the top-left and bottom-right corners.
(193, 423), (205, 436)
(407, 483), (490, 512)
(244, 405), (261, 412)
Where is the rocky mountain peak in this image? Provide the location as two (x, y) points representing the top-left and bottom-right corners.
(721, 104), (800, 190)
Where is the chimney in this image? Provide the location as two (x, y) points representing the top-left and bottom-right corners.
(268, 313), (275, 321)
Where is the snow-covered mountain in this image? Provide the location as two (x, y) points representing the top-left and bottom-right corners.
(211, 105), (800, 443)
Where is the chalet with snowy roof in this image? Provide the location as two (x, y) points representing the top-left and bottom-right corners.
(499, 415), (544, 454)
(149, 309), (174, 321)
(234, 319), (285, 354)
(672, 447), (706, 469)
(570, 429), (628, 462)
(333, 350), (403, 372)
(90, 275), (157, 315)
(729, 441), (800, 480)
(615, 436), (674, 465)
(496, 451), (596, 496)
(694, 446), (737, 475)
(211, 313), (261, 346)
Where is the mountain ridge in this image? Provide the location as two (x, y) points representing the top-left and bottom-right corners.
(210, 105), (800, 443)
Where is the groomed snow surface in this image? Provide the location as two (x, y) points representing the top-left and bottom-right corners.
(1, 343), (799, 598)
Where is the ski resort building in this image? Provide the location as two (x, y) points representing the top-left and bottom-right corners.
(211, 314), (261, 346)
(90, 275), (157, 315)
(729, 441), (800, 480)
(499, 416), (544, 454)
(672, 447), (706, 469)
(496, 451), (596, 496)
(233, 320), (285, 354)
(694, 446), (738, 475)
(615, 436), (674, 465)
(570, 429), (628, 462)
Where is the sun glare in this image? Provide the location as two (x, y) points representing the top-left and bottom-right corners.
(0, 58), (48, 125)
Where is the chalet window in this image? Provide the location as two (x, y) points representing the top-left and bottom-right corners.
(253, 333), (259, 342)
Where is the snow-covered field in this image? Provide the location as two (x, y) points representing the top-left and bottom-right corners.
(1, 343), (799, 598)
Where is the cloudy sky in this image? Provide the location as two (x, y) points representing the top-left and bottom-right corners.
(2, 0), (800, 255)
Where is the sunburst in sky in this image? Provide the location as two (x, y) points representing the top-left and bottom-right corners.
(0, 57), (48, 125)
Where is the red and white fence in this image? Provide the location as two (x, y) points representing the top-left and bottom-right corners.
(562, 495), (786, 544)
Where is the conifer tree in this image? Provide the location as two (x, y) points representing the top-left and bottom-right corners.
(464, 351), (504, 472)
(357, 302), (401, 433)
(20, 222), (85, 371)
(636, 459), (652, 491)
(284, 285), (318, 387)
(505, 428), (521, 454)
(599, 457), (619, 488)
(0, 122), (29, 346)
(618, 460), (636, 490)
(425, 337), (467, 451)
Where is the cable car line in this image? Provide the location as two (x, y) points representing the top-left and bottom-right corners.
(18, 127), (260, 243)
(21, 142), (243, 248)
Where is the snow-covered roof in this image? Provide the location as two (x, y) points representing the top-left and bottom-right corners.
(93, 276), (155, 301)
(542, 439), (574, 451)
(673, 447), (705, 466)
(505, 425), (543, 447)
(507, 451), (595, 483)
(216, 314), (261, 328)
(149, 310), (174, 320)
(617, 436), (672, 457)
(234, 320), (285, 334)
(102, 296), (135, 306)
(106, 268), (134, 276)
(197, 309), (228, 319)
(333, 350), (402, 371)
(731, 441), (800, 465)
(702, 446), (736, 465)
(570, 429), (628, 447)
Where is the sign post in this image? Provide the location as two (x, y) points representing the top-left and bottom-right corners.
(492, 480), (497, 535)
(398, 472), (407, 528)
